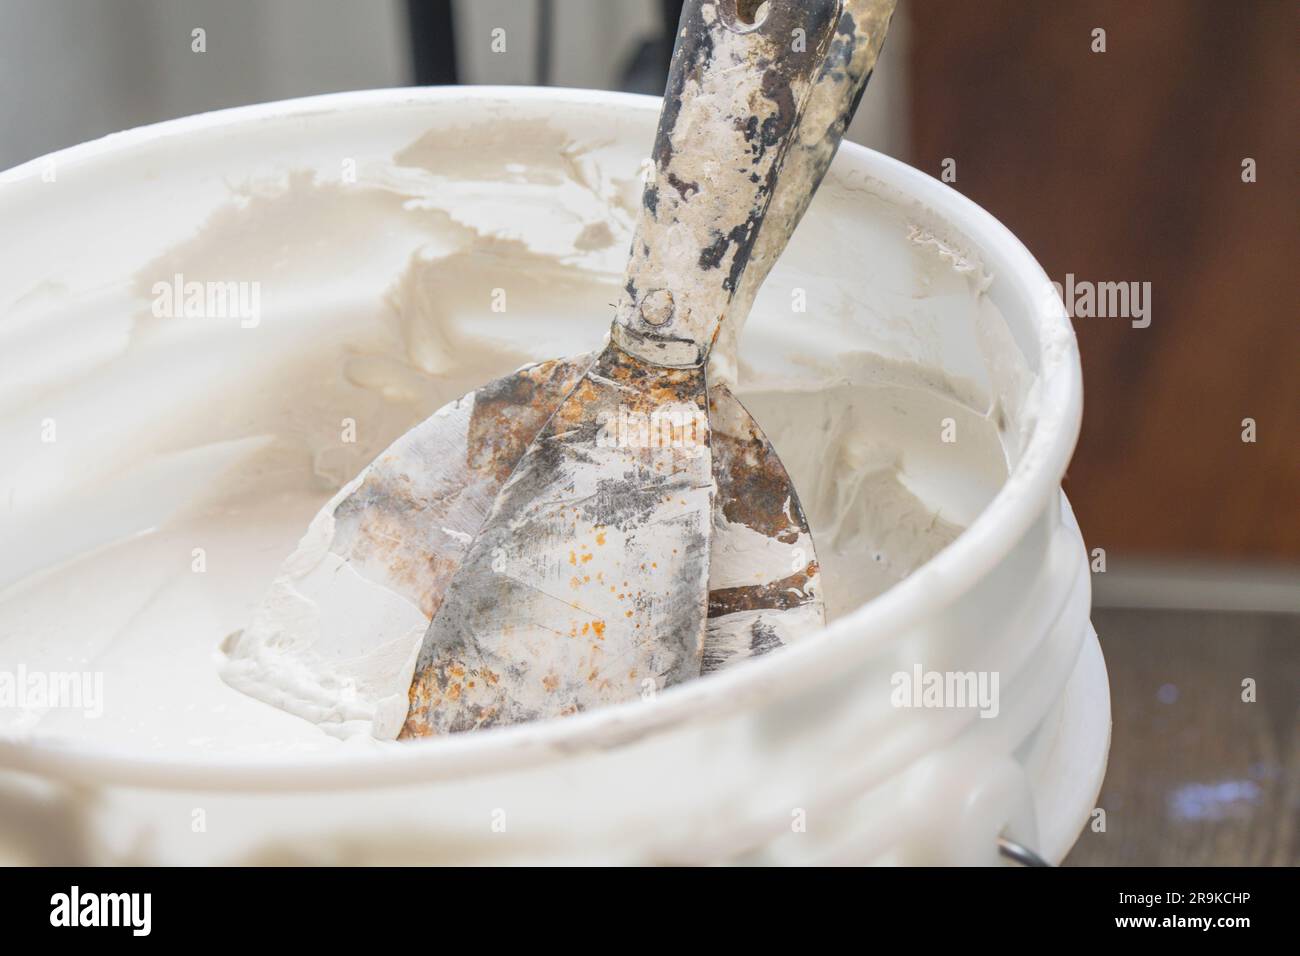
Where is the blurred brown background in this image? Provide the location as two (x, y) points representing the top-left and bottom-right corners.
(905, 0), (1298, 867)
(909, 0), (1298, 563)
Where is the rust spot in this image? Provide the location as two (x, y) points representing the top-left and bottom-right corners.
(708, 562), (820, 618)
(466, 355), (590, 484)
(709, 386), (810, 544)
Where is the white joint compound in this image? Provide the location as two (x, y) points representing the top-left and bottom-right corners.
(0, 89), (1106, 866)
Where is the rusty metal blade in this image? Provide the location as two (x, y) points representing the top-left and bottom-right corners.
(219, 355), (591, 737)
(401, 343), (714, 737)
(220, 351), (818, 738)
(329, 355), (594, 618)
(704, 384), (824, 673)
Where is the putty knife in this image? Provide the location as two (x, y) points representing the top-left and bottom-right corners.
(222, 0), (897, 739)
(403, 0), (897, 735)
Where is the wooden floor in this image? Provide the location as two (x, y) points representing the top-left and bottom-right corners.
(1063, 608), (1298, 866)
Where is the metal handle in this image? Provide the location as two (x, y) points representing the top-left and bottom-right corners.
(612, 0), (843, 368)
(728, 0), (898, 328)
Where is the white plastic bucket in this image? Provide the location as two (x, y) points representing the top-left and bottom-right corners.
(0, 88), (1107, 865)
